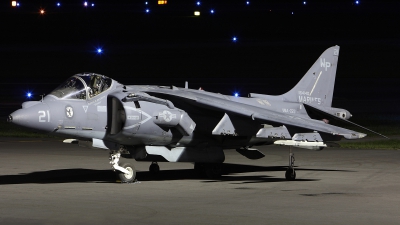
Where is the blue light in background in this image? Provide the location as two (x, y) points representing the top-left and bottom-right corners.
(355, 1), (359, 4)
(234, 92), (239, 97)
(145, 8), (150, 13)
(232, 36), (237, 42)
(210, 9), (214, 14)
(303, 1), (306, 5)
(246, 1), (250, 5)
(57, 2), (61, 7)
(91, 3), (95, 7)
(197, 1), (201, 6)
(97, 48), (103, 54)
(26, 92), (32, 98)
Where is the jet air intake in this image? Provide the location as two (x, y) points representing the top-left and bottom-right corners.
(153, 109), (196, 136)
(107, 95), (126, 135)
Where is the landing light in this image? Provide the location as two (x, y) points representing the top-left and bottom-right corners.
(57, 2), (61, 7)
(232, 36), (237, 42)
(146, 9), (150, 13)
(97, 48), (103, 54)
(194, 11), (200, 16)
(210, 9), (214, 14)
(26, 92), (32, 98)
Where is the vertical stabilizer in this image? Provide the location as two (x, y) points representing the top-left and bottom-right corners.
(281, 46), (340, 107)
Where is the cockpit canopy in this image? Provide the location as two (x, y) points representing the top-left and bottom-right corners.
(49, 73), (112, 100)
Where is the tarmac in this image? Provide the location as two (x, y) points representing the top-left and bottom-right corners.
(0, 138), (399, 225)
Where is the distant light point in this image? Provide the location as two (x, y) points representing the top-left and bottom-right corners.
(355, 1), (359, 4)
(57, 2), (61, 7)
(84, 2), (88, 7)
(246, 1), (250, 5)
(303, 1), (306, 5)
(97, 48), (103, 54)
(210, 9), (214, 14)
(145, 8), (150, 13)
(40, 9), (45, 14)
(194, 11), (200, 16)
(196, 1), (200, 6)
(91, 3), (95, 7)
(234, 92), (239, 97)
(26, 92), (32, 98)
(232, 36), (237, 42)
(145, 1), (148, 5)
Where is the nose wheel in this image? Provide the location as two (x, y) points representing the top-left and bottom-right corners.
(110, 151), (137, 183)
(285, 147), (296, 181)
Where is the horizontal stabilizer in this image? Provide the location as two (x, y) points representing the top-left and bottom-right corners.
(236, 148), (265, 160)
(212, 113), (237, 136)
(303, 104), (388, 139)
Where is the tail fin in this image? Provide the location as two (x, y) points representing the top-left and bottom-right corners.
(281, 45), (340, 107)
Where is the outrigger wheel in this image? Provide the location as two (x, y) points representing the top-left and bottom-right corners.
(117, 162), (136, 183)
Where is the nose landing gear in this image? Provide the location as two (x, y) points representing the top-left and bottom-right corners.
(110, 151), (137, 183)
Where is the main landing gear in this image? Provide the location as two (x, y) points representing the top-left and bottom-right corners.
(149, 162), (160, 176)
(194, 163), (223, 179)
(285, 146), (296, 181)
(110, 151), (136, 183)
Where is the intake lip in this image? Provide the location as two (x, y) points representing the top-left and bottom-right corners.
(7, 115), (12, 122)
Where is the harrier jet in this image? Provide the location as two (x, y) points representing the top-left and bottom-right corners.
(8, 46), (385, 182)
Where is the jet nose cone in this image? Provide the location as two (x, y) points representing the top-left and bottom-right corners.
(9, 108), (29, 127)
(9, 102), (53, 132)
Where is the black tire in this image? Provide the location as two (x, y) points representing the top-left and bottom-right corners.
(149, 163), (160, 176)
(285, 168), (296, 181)
(205, 163), (222, 179)
(194, 163), (206, 177)
(117, 162), (136, 183)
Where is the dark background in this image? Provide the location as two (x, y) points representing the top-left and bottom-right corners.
(1, 0), (399, 118)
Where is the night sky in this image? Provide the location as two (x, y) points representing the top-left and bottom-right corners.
(1, 0), (399, 117)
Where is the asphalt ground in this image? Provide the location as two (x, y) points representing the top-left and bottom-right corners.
(0, 139), (399, 225)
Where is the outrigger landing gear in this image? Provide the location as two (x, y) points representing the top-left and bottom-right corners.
(149, 162), (160, 176)
(110, 151), (136, 183)
(285, 146), (296, 181)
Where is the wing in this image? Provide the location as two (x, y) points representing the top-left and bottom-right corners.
(136, 87), (366, 140)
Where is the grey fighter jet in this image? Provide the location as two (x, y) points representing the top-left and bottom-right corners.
(8, 46), (385, 182)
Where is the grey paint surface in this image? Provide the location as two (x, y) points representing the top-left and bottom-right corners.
(0, 139), (399, 225)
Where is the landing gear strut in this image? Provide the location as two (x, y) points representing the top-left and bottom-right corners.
(285, 146), (296, 181)
(110, 151), (136, 183)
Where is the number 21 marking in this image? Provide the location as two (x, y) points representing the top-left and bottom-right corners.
(38, 110), (50, 122)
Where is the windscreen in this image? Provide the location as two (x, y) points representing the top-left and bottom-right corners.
(49, 76), (87, 100)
